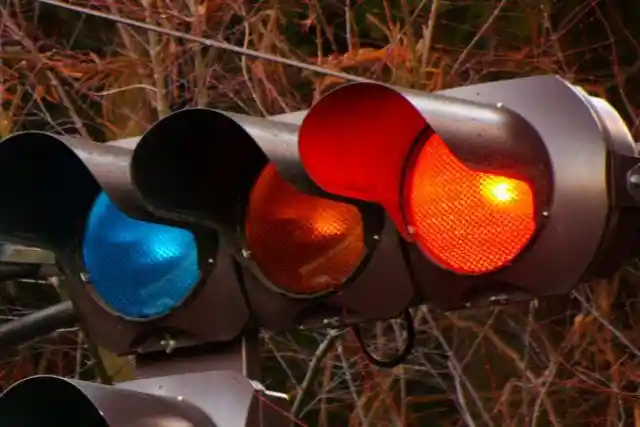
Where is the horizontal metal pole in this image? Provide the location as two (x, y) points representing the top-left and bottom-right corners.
(0, 301), (77, 349)
(0, 244), (55, 265)
(0, 263), (43, 282)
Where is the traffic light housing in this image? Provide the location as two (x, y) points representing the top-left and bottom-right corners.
(2, 74), (639, 337)
(297, 74), (640, 309)
(1, 375), (216, 427)
(3, 75), (637, 339)
(0, 132), (249, 355)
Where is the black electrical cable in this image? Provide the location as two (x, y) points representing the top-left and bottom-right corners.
(351, 309), (415, 369)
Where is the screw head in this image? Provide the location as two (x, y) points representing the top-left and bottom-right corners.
(629, 173), (640, 186)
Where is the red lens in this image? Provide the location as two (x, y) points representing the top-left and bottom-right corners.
(404, 134), (536, 275)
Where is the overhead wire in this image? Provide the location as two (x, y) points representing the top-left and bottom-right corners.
(35, 0), (373, 85)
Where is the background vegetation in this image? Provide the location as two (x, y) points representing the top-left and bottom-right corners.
(2, 0), (640, 425)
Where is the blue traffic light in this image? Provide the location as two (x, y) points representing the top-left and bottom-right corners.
(82, 191), (200, 319)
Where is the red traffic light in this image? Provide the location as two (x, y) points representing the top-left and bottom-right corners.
(298, 75), (640, 309)
(3, 74), (639, 337)
(0, 375), (215, 427)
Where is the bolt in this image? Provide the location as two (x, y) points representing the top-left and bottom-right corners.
(160, 335), (177, 354)
(372, 234), (380, 240)
(322, 318), (340, 328)
(241, 249), (252, 259)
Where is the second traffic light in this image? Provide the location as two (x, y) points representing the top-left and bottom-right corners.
(0, 346), (288, 427)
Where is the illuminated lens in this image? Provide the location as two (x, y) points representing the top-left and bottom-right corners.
(245, 164), (365, 296)
(405, 134), (536, 275)
(82, 192), (200, 318)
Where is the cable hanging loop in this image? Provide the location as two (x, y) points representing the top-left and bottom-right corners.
(351, 309), (416, 369)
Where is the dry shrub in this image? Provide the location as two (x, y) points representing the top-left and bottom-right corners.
(2, 0), (640, 425)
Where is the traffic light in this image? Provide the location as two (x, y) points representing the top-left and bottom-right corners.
(296, 74), (640, 310)
(0, 132), (250, 355)
(2, 74), (640, 426)
(3, 75), (637, 332)
(1, 375), (217, 426)
(0, 344), (289, 427)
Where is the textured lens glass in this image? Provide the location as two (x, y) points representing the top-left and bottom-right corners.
(82, 191), (199, 318)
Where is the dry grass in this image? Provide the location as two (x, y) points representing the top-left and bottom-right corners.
(2, 0), (640, 425)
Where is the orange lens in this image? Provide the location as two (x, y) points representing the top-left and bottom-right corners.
(405, 134), (536, 275)
(245, 164), (366, 296)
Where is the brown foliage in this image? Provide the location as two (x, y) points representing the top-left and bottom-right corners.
(2, 0), (640, 425)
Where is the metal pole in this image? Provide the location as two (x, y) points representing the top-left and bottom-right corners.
(0, 301), (77, 349)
